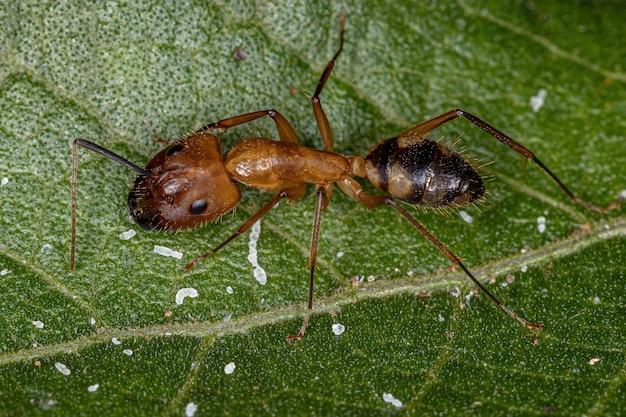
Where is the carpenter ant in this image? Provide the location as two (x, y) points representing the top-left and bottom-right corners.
(71, 16), (619, 340)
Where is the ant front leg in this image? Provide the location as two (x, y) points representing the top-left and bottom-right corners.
(185, 185), (306, 270)
(196, 109), (300, 144)
(399, 109), (619, 213)
(310, 15), (345, 152)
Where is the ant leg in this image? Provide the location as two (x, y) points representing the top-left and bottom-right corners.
(185, 186), (305, 270)
(311, 15), (345, 152)
(400, 109), (619, 213)
(383, 198), (543, 330)
(196, 109), (300, 144)
(71, 139), (151, 271)
(457, 109), (620, 213)
(196, 16), (345, 151)
(338, 175), (543, 329)
(288, 185), (329, 341)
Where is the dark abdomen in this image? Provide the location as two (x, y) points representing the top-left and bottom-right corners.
(364, 136), (484, 207)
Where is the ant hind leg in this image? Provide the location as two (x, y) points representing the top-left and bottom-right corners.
(383, 197), (544, 330)
(341, 173), (544, 331)
(398, 109), (620, 213)
(287, 185), (329, 341)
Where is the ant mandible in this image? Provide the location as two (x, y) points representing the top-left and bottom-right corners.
(71, 16), (619, 340)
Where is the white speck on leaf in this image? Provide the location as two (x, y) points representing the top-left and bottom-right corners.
(248, 220), (267, 285)
(530, 88), (547, 112)
(224, 362), (236, 374)
(154, 245), (183, 259)
(382, 392), (403, 408)
(185, 402), (198, 417)
(332, 323), (345, 335)
(55, 362), (71, 376)
(175, 287), (198, 305)
(537, 216), (546, 233)
(459, 210), (473, 224)
(119, 229), (137, 240)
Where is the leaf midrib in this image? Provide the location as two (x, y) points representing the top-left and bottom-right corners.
(1, 217), (623, 366)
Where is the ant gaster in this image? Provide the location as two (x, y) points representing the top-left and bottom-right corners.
(71, 16), (619, 340)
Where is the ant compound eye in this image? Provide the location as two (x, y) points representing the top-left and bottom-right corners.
(165, 144), (184, 157)
(189, 199), (208, 215)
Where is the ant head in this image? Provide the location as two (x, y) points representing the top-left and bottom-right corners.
(128, 132), (241, 231)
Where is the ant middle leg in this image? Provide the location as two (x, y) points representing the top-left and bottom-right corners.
(311, 15), (346, 153)
(195, 16), (346, 153)
(399, 109), (620, 213)
(287, 185), (330, 341)
(196, 109), (300, 144)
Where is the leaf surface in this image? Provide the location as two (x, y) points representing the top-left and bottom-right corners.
(0, 1), (625, 415)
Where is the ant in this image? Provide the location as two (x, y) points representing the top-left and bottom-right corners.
(71, 16), (619, 340)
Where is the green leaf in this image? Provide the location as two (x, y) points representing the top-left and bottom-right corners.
(1, 0), (625, 415)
